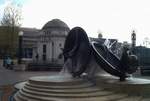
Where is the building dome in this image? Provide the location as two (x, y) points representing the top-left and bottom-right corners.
(42, 19), (70, 30)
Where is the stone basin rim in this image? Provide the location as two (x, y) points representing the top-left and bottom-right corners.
(96, 74), (150, 85)
(29, 75), (83, 83)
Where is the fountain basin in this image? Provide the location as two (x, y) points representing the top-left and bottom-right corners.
(95, 74), (150, 96)
(14, 74), (150, 101)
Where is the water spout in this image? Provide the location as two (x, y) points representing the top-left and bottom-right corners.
(59, 58), (72, 78)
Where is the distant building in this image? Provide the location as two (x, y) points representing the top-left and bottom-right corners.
(134, 46), (150, 74)
(21, 28), (39, 59)
(131, 30), (136, 48)
(134, 46), (150, 66)
(21, 19), (70, 65)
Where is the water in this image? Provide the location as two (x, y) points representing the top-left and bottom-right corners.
(59, 58), (72, 78)
(104, 39), (123, 59)
(58, 39), (120, 79)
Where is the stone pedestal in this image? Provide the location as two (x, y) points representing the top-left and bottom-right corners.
(14, 75), (102, 101)
(13, 74), (150, 101)
(95, 74), (150, 96)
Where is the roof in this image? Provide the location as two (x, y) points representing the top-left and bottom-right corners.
(42, 19), (69, 30)
(20, 27), (39, 36)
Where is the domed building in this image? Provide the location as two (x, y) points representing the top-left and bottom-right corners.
(21, 19), (70, 67)
(36, 19), (70, 64)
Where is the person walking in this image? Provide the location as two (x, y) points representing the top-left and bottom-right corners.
(6, 57), (12, 69)
(35, 54), (39, 61)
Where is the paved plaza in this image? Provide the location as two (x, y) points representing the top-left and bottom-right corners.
(0, 60), (150, 86)
(0, 60), (58, 101)
(0, 64), (58, 86)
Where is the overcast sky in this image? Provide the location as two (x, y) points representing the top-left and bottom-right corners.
(1, 0), (150, 46)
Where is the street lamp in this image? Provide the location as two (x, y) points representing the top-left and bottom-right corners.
(18, 31), (23, 64)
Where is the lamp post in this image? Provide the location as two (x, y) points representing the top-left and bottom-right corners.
(18, 31), (23, 64)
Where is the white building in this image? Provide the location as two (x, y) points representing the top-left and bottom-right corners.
(21, 19), (70, 65)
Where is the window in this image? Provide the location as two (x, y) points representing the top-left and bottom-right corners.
(52, 42), (54, 46)
(43, 44), (46, 53)
(59, 43), (62, 47)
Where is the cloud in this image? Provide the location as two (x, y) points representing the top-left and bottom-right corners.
(0, 0), (11, 20)
(0, 0), (24, 22)
(21, 0), (150, 45)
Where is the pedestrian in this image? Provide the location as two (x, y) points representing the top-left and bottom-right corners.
(36, 54), (39, 61)
(6, 57), (12, 69)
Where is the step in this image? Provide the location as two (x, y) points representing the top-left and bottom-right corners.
(17, 92), (39, 101)
(25, 82), (94, 89)
(24, 84), (103, 94)
(13, 93), (22, 101)
(51, 94), (127, 101)
(21, 87), (113, 98)
(141, 98), (150, 101)
(14, 92), (144, 101)
(14, 75), (150, 101)
(17, 92), (110, 101)
(116, 96), (142, 101)
(101, 93), (127, 101)
(19, 90), (69, 101)
(28, 76), (87, 86)
(14, 82), (26, 90)
(62, 93), (127, 101)
(96, 74), (150, 96)
(14, 92), (29, 101)
(18, 89), (128, 101)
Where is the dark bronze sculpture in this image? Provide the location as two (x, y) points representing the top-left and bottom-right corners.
(63, 27), (91, 77)
(63, 27), (138, 81)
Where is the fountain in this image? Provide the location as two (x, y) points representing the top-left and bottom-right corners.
(13, 27), (150, 101)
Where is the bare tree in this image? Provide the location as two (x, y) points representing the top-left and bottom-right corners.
(0, 3), (22, 58)
(1, 3), (21, 27)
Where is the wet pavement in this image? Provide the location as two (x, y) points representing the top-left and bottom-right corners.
(0, 61), (150, 86)
(0, 60), (58, 101)
(0, 69), (58, 86)
(0, 61), (58, 86)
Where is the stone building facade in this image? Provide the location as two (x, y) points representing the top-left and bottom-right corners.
(21, 28), (39, 59)
(21, 19), (70, 65)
